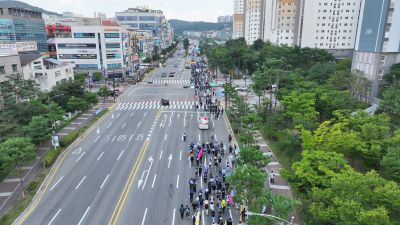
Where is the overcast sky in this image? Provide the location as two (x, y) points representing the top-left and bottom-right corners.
(21, 0), (233, 22)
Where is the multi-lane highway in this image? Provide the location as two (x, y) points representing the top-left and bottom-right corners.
(16, 49), (237, 225)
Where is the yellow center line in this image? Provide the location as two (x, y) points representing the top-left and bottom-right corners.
(108, 139), (150, 225)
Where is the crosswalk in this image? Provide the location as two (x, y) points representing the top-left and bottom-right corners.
(115, 100), (196, 111)
(142, 79), (191, 84)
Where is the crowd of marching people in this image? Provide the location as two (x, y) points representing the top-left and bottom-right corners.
(179, 62), (245, 225)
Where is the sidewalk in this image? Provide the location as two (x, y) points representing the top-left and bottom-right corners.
(254, 131), (299, 224)
(0, 101), (114, 217)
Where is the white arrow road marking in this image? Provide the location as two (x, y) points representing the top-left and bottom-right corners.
(48, 208), (61, 225)
(50, 176), (63, 191)
(72, 148), (82, 154)
(152, 174), (157, 189)
(77, 206), (90, 225)
(100, 174), (109, 189)
(141, 208), (148, 225)
(138, 156), (154, 190)
(76, 152), (86, 162)
(169, 112), (174, 127)
(168, 154), (173, 168)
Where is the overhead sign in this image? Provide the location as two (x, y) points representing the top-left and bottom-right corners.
(16, 41), (38, 52)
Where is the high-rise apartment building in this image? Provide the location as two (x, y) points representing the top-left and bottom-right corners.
(233, 0), (245, 39)
(0, 3), (48, 53)
(352, 0), (400, 101)
(295, 0), (362, 58)
(263, 0), (298, 46)
(244, 0), (265, 45)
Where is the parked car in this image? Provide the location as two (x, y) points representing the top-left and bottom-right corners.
(169, 72), (175, 77)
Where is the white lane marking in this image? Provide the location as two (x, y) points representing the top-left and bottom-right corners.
(184, 111), (187, 127)
(151, 174), (157, 189)
(159, 150), (163, 160)
(75, 176), (86, 190)
(202, 210), (205, 225)
(97, 152), (104, 161)
(212, 118), (215, 127)
(201, 175), (203, 188)
(198, 133), (201, 142)
(180, 151), (182, 160)
(229, 209), (233, 222)
(111, 136), (116, 142)
(94, 136), (100, 142)
(129, 134), (134, 142)
(176, 174), (179, 189)
(100, 174), (109, 189)
(169, 112), (173, 127)
(141, 208), (148, 225)
(50, 176), (64, 191)
(215, 134), (218, 142)
(96, 127), (100, 134)
(76, 152), (86, 162)
(164, 133), (168, 141)
(107, 122), (112, 128)
(77, 206), (90, 225)
(48, 208), (61, 225)
(172, 208), (176, 225)
(117, 150), (124, 161)
(122, 123), (126, 129)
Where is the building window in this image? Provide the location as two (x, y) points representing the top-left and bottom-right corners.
(104, 33), (120, 38)
(74, 33), (95, 38)
(0, 66), (5, 74)
(12, 64), (17, 72)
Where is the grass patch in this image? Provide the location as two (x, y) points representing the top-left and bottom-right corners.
(0, 169), (48, 225)
(43, 147), (61, 167)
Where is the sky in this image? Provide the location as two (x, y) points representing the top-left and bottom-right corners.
(21, 0), (233, 22)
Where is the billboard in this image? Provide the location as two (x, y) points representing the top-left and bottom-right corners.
(16, 41), (38, 52)
(0, 43), (18, 55)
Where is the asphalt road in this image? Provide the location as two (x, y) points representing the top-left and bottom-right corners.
(18, 49), (237, 225)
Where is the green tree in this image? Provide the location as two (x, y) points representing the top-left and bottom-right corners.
(381, 146), (400, 183)
(24, 116), (51, 144)
(227, 164), (266, 205)
(83, 92), (99, 105)
(0, 150), (14, 181)
(0, 137), (36, 164)
(380, 81), (400, 115)
(383, 63), (400, 85)
(282, 150), (353, 193)
(306, 63), (334, 84)
(238, 146), (269, 168)
(67, 96), (88, 113)
(252, 39), (265, 51)
(74, 72), (88, 83)
(281, 91), (319, 129)
(92, 72), (103, 82)
(183, 38), (190, 55)
(50, 80), (85, 110)
(308, 170), (400, 225)
(98, 87), (110, 102)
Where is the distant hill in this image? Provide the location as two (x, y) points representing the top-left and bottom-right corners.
(170, 19), (232, 35)
(0, 0), (61, 16)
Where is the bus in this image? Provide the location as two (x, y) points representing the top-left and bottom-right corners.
(199, 116), (209, 130)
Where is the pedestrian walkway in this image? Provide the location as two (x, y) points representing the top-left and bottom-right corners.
(141, 79), (191, 85)
(254, 130), (299, 224)
(115, 100), (197, 111)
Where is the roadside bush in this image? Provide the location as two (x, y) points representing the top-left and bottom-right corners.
(60, 131), (80, 147)
(26, 181), (38, 193)
(43, 147), (61, 167)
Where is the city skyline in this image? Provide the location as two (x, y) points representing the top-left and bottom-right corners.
(18, 0), (233, 22)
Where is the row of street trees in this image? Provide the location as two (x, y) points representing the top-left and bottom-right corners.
(205, 38), (400, 224)
(0, 73), (102, 181)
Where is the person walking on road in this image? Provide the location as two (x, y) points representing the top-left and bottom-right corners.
(180, 204), (185, 219)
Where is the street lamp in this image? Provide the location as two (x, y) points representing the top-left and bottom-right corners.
(46, 94), (64, 149)
(243, 75), (248, 116)
(246, 211), (295, 225)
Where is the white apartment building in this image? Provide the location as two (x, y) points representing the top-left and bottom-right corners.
(352, 0), (400, 101)
(20, 54), (74, 91)
(296, 0), (362, 57)
(54, 26), (127, 73)
(233, 0), (245, 39)
(263, 0), (298, 46)
(244, 0), (265, 45)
